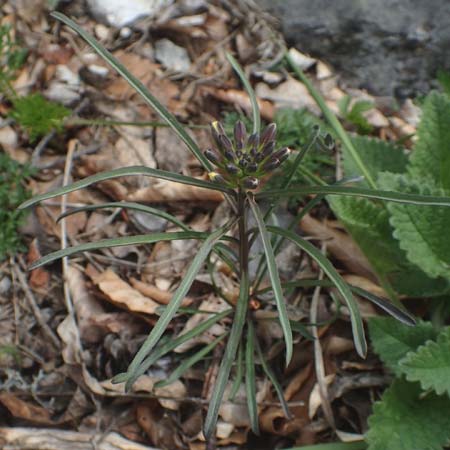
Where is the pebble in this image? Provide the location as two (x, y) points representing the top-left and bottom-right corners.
(154, 39), (191, 72)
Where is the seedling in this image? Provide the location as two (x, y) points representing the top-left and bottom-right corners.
(18, 13), (450, 441)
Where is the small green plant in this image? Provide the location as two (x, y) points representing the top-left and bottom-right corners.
(366, 317), (450, 450)
(338, 95), (374, 134)
(0, 24), (70, 141)
(19, 13), (450, 442)
(0, 153), (34, 260)
(10, 93), (70, 142)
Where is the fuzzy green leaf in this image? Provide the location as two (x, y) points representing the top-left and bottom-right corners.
(367, 379), (450, 450)
(400, 326), (450, 395)
(368, 317), (437, 376)
(408, 91), (450, 190)
(343, 136), (408, 187)
(379, 172), (450, 279)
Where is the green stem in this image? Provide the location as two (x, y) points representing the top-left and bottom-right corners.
(66, 118), (207, 129)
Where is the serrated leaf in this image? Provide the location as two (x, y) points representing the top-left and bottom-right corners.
(368, 317), (437, 376)
(379, 172), (450, 279)
(408, 91), (450, 190)
(343, 136), (408, 187)
(400, 326), (450, 395)
(367, 379), (450, 450)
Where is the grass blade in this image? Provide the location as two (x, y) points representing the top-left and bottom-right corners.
(29, 231), (204, 270)
(229, 343), (244, 401)
(287, 441), (366, 450)
(51, 12), (212, 171)
(256, 185), (450, 207)
(57, 201), (191, 231)
(248, 196), (293, 366)
(285, 52), (377, 190)
(20, 165), (232, 210)
(154, 333), (228, 388)
(254, 333), (291, 419)
(125, 222), (233, 389)
(204, 271), (249, 439)
(112, 308), (231, 384)
(267, 225), (367, 358)
(245, 320), (260, 434)
(226, 52), (260, 134)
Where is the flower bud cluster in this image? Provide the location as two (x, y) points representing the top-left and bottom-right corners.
(206, 120), (290, 190)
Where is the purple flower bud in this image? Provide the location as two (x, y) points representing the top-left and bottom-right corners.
(247, 163), (258, 173)
(238, 159), (248, 169)
(225, 163), (239, 175)
(247, 133), (259, 148)
(273, 147), (291, 163)
(243, 177), (259, 190)
(324, 134), (334, 149)
(236, 150), (243, 158)
(209, 172), (226, 184)
(261, 141), (275, 158)
(263, 158), (281, 172)
(234, 120), (246, 150)
(260, 123), (277, 145)
(224, 149), (236, 161)
(204, 148), (221, 165)
(250, 147), (258, 157)
(210, 121), (225, 146)
(219, 134), (233, 153)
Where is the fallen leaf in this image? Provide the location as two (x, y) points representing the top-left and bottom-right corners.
(130, 277), (192, 306)
(0, 393), (52, 424)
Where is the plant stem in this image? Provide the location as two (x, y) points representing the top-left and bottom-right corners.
(65, 117), (208, 129)
(237, 188), (249, 279)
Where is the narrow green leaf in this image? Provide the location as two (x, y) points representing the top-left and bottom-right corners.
(51, 12), (212, 171)
(245, 320), (260, 434)
(267, 226), (367, 358)
(125, 223), (233, 390)
(248, 196), (293, 366)
(204, 271), (249, 439)
(285, 52), (377, 190)
(57, 201), (191, 231)
(154, 333), (228, 388)
(229, 343), (244, 401)
(254, 333), (291, 419)
(112, 308), (231, 384)
(226, 52), (260, 134)
(29, 231), (205, 270)
(256, 184), (450, 206)
(20, 165), (232, 210)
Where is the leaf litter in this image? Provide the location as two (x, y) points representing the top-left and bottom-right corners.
(0, 1), (427, 449)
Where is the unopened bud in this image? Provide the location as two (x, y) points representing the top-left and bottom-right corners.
(261, 141), (275, 158)
(204, 148), (221, 165)
(260, 123), (277, 145)
(208, 172), (225, 183)
(234, 120), (246, 149)
(324, 133), (334, 149)
(225, 163), (239, 175)
(247, 133), (259, 148)
(219, 134), (233, 153)
(211, 121), (225, 146)
(238, 159), (248, 169)
(224, 149), (236, 161)
(273, 147), (291, 163)
(263, 158), (281, 172)
(247, 162), (258, 173)
(243, 177), (259, 190)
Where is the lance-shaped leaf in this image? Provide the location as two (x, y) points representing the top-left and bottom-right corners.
(256, 185), (450, 207)
(124, 223), (233, 390)
(29, 231), (205, 270)
(57, 201), (192, 231)
(112, 308), (231, 384)
(51, 12), (212, 171)
(19, 165), (232, 210)
(204, 271), (249, 439)
(267, 226), (367, 358)
(245, 320), (260, 434)
(226, 52), (260, 135)
(248, 196), (293, 366)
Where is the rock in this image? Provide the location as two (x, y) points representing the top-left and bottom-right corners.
(254, 0), (450, 97)
(154, 39), (191, 73)
(87, 0), (173, 27)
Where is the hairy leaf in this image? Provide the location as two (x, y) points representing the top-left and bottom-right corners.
(400, 326), (450, 395)
(368, 317), (437, 376)
(379, 172), (450, 279)
(367, 379), (450, 450)
(408, 91), (450, 190)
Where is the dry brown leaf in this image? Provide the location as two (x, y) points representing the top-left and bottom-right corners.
(299, 214), (375, 279)
(0, 393), (52, 424)
(130, 277), (192, 306)
(27, 239), (50, 291)
(342, 274), (387, 297)
(308, 374), (335, 419)
(91, 268), (160, 315)
(204, 87), (275, 121)
(127, 179), (224, 203)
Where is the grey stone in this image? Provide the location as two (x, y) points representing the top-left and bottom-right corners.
(255, 0), (450, 97)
